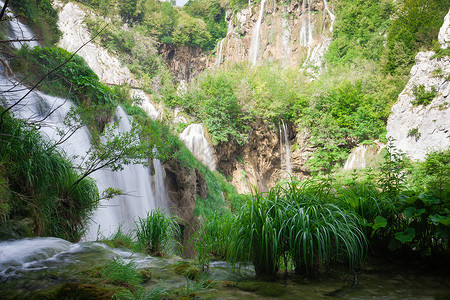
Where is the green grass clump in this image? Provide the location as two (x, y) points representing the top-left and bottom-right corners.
(102, 258), (142, 289)
(135, 210), (181, 256)
(227, 180), (366, 277)
(0, 110), (99, 241)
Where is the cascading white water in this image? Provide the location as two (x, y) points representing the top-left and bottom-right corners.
(300, 0), (314, 61)
(279, 120), (292, 175)
(323, 0), (336, 33)
(215, 38), (225, 68)
(343, 145), (368, 170)
(179, 124), (216, 171)
(281, 13), (291, 67)
(1, 10), (168, 241)
(85, 107), (159, 240)
(0, 0), (39, 49)
(248, 0), (266, 66)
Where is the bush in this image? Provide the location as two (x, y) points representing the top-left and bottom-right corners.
(411, 84), (438, 106)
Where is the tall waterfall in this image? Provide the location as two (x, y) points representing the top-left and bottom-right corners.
(323, 0), (336, 33)
(215, 38), (225, 68)
(299, 0), (314, 60)
(248, 0), (266, 66)
(279, 120), (292, 175)
(0, 10), (167, 240)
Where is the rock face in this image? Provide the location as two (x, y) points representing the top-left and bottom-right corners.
(164, 158), (207, 255)
(387, 10), (450, 160)
(213, 0), (334, 71)
(214, 121), (311, 194)
(55, 1), (137, 86)
(160, 44), (208, 83)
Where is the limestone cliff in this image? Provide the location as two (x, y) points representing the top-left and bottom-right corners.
(213, 121), (312, 194)
(213, 0), (334, 71)
(386, 10), (450, 160)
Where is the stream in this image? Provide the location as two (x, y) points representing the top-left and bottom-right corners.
(0, 238), (449, 299)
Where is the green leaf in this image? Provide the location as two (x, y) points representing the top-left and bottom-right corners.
(403, 206), (426, 218)
(372, 216), (387, 231)
(394, 227), (416, 244)
(418, 194), (441, 205)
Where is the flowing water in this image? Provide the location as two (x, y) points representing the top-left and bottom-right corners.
(279, 120), (292, 175)
(179, 124), (216, 170)
(0, 10), (168, 241)
(0, 0), (39, 49)
(248, 0), (266, 66)
(1, 238), (449, 299)
(343, 145), (368, 170)
(323, 0), (336, 33)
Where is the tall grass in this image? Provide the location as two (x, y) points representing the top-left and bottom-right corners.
(135, 210), (180, 256)
(227, 180), (367, 277)
(0, 111), (99, 241)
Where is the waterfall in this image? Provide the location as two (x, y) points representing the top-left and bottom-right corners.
(215, 38), (225, 68)
(179, 124), (216, 171)
(281, 13), (291, 67)
(323, 0), (336, 32)
(0, 0), (39, 49)
(300, 0), (314, 61)
(248, 0), (266, 66)
(0, 10), (167, 240)
(343, 145), (368, 170)
(279, 120), (292, 175)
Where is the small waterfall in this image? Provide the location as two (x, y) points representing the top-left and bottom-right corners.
(1, 0), (39, 49)
(323, 0), (336, 32)
(281, 13), (291, 67)
(215, 38), (225, 68)
(179, 124), (216, 171)
(300, 0), (314, 61)
(248, 0), (266, 66)
(343, 145), (368, 170)
(279, 120), (292, 175)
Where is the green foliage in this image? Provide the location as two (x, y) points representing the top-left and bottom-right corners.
(0, 110), (99, 241)
(326, 0), (395, 64)
(379, 139), (408, 197)
(163, 71), (251, 145)
(411, 84), (438, 106)
(384, 0), (450, 74)
(13, 46), (116, 107)
(135, 210), (181, 256)
(8, 0), (61, 44)
(184, 0), (227, 50)
(407, 127), (421, 139)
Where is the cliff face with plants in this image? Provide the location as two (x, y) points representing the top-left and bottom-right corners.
(213, 0), (334, 70)
(387, 11), (450, 161)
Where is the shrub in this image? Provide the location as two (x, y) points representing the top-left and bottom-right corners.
(411, 84), (438, 106)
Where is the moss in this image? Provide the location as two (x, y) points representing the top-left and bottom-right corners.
(35, 282), (119, 300)
(237, 281), (287, 297)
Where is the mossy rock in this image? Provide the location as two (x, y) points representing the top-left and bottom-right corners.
(0, 218), (34, 240)
(139, 268), (153, 282)
(171, 261), (192, 275)
(35, 282), (120, 300)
